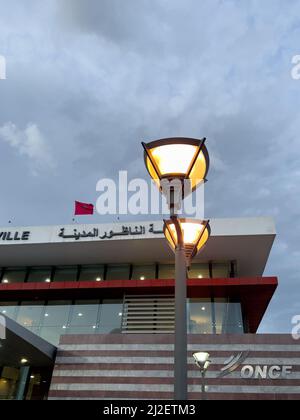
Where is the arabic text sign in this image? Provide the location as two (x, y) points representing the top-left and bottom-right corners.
(58, 223), (164, 241)
(0, 222), (165, 246)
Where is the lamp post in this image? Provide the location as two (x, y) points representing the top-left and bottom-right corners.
(142, 137), (210, 400)
(193, 352), (211, 400)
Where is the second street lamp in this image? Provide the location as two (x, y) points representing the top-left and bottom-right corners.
(163, 218), (210, 399)
(193, 352), (211, 400)
(164, 219), (210, 266)
(142, 137), (210, 400)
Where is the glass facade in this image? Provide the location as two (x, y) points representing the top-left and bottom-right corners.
(98, 299), (123, 333)
(68, 300), (100, 334)
(188, 263), (210, 279)
(27, 267), (52, 283)
(188, 298), (213, 334)
(106, 264), (130, 280)
(214, 298), (244, 333)
(0, 299), (124, 346)
(187, 298), (244, 334)
(16, 301), (45, 333)
(131, 264), (156, 280)
(159, 264), (175, 279)
(52, 266), (77, 282)
(0, 296), (244, 346)
(212, 263), (230, 278)
(1, 268), (27, 283)
(0, 261), (241, 348)
(0, 261), (236, 283)
(39, 300), (72, 344)
(78, 265), (104, 282)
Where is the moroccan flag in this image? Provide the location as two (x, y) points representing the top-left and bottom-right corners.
(74, 201), (94, 215)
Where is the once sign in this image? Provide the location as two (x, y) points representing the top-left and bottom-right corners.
(241, 365), (293, 379)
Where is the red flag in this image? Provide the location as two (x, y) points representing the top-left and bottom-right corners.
(74, 201), (94, 215)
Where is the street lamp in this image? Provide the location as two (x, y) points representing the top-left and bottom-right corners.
(193, 352), (211, 400)
(142, 137), (210, 400)
(163, 218), (210, 266)
(142, 137), (209, 192)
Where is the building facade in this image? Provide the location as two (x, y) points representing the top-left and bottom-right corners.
(0, 217), (299, 400)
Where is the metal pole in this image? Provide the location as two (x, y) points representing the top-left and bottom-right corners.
(174, 243), (188, 400)
(201, 370), (206, 400)
(170, 187), (188, 400)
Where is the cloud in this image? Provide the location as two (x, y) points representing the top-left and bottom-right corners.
(0, 0), (299, 332)
(59, 0), (164, 52)
(0, 122), (54, 174)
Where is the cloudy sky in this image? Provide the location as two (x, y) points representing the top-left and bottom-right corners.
(0, 0), (299, 333)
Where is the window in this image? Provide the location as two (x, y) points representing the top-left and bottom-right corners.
(1, 268), (27, 284)
(68, 300), (100, 334)
(106, 264), (130, 280)
(78, 265), (104, 282)
(52, 266), (78, 282)
(212, 263), (230, 278)
(27, 267), (52, 283)
(39, 300), (72, 345)
(187, 298), (244, 334)
(0, 302), (19, 320)
(98, 299), (123, 333)
(188, 263), (210, 279)
(0, 299), (125, 346)
(187, 299), (213, 334)
(0, 367), (19, 400)
(214, 298), (244, 334)
(131, 264), (156, 280)
(16, 301), (45, 331)
(158, 264), (175, 279)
